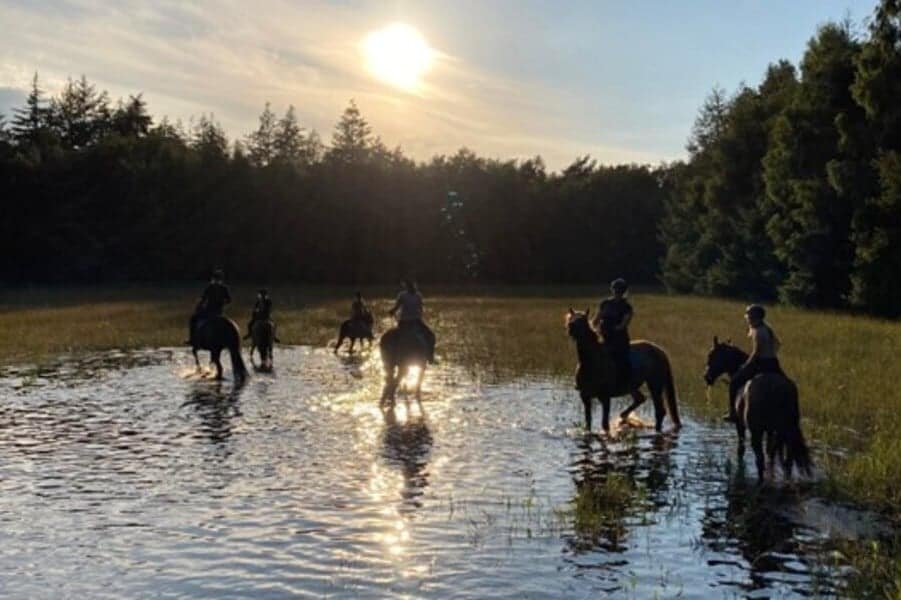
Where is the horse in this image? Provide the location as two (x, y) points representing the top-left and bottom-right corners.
(334, 313), (374, 354)
(379, 325), (430, 405)
(566, 308), (681, 433)
(249, 319), (276, 371)
(704, 336), (811, 481)
(190, 315), (248, 382)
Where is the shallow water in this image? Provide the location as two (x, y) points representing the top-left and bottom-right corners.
(0, 346), (881, 598)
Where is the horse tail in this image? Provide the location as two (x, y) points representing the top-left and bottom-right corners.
(784, 384), (812, 477)
(230, 344), (248, 382)
(659, 346), (681, 428)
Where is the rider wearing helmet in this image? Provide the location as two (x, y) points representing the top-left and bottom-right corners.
(388, 279), (436, 363)
(593, 278), (633, 388)
(351, 291), (371, 324)
(188, 269), (232, 345)
(245, 288), (273, 339)
(725, 304), (785, 422)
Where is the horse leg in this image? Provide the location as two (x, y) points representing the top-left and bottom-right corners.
(766, 432), (779, 480)
(349, 338), (355, 354)
(249, 344), (257, 367)
(619, 388), (645, 422)
(212, 349), (224, 380)
(334, 334), (344, 354)
(601, 397), (611, 433)
(415, 364), (425, 401)
(648, 383), (666, 432)
(580, 391), (592, 431)
(735, 397), (747, 459)
(751, 429), (765, 482)
(193, 348), (201, 372)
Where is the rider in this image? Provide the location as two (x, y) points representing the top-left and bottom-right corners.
(725, 304), (785, 422)
(188, 268), (232, 345)
(593, 278), (633, 389)
(388, 279), (436, 363)
(351, 291), (371, 324)
(245, 288), (273, 339)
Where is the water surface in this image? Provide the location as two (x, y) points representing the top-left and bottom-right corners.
(0, 347), (877, 598)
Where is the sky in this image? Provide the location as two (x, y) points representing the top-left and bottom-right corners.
(0, 0), (879, 170)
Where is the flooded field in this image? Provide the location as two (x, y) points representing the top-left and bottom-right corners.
(0, 345), (885, 598)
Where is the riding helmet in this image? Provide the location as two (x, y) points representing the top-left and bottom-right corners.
(610, 278), (628, 293)
(745, 304), (766, 320)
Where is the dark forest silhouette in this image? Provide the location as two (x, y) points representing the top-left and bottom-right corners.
(0, 0), (898, 316)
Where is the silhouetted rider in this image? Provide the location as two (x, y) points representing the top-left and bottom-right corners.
(724, 304), (785, 422)
(593, 278), (633, 389)
(188, 269), (231, 345)
(389, 280), (436, 363)
(245, 288), (272, 339)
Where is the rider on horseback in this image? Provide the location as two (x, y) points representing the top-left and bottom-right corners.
(188, 269), (231, 345)
(351, 291), (372, 324)
(724, 304), (785, 422)
(389, 280), (436, 363)
(245, 288), (273, 340)
(593, 278), (633, 390)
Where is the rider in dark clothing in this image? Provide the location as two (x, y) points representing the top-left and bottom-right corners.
(245, 289), (273, 339)
(188, 269), (231, 345)
(351, 291), (372, 324)
(593, 278), (633, 390)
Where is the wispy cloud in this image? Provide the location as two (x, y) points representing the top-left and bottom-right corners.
(0, 0), (677, 168)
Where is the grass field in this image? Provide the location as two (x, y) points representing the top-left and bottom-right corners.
(2, 284), (900, 595)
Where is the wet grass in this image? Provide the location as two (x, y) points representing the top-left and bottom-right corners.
(1, 284), (900, 594)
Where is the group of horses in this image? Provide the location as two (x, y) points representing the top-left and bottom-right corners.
(188, 311), (429, 405)
(188, 306), (812, 482)
(566, 308), (811, 481)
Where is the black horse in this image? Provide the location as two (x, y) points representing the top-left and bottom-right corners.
(567, 308), (681, 433)
(704, 336), (811, 481)
(379, 325), (430, 405)
(191, 316), (248, 382)
(334, 313), (374, 354)
(249, 319), (276, 371)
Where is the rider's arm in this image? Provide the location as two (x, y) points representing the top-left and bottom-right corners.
(745, 329), (761, 364)
(388, 296), (401, 316)
(618, 306), (633, 331)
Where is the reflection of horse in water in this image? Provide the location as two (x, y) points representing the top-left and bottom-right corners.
(381, 404), (432, 510)
(566, 308), (681, 433)
(704, 338), (811, 481)
(565, 432), (677, 553)
(379, 325), (430, 404)
(190, 316), (248, 382)
(335, 314), (374, 354)
(700, 468), (820, 593)
(249, 319), (276, 371)
(181, 382), (244, 447)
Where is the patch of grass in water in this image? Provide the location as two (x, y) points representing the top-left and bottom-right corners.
(556, 472), (646, 551)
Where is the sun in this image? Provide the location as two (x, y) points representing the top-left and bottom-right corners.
(362, 23), (434, 92)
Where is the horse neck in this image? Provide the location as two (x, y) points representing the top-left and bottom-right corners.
(574, 333), (602, 363)
(725, 346), (748, 375)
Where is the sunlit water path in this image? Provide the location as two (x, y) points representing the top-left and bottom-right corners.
(0, 347), (881, 598)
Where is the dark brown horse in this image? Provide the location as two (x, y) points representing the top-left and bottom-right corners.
(249, 319), (276, 371)
(566, 308), (681, 433)
(191, 315), (248, 382)
(704, 337), (811, 481)
(334, 313), (374, 354)
(379, 325), (430, 405)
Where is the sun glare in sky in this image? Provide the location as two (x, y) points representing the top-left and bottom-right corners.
(362, 23), (434, 92)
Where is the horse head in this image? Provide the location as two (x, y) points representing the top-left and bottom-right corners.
(703, 335), (743, 384)
(566, 307), (597, 343)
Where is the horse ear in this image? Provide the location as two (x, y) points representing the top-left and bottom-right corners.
(567, 306), (574, 316)
(713, 335), (719, 346)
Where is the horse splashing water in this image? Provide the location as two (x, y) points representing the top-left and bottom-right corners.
(249, 319), (276, 371)
(566, 308), (681, 433)
(379, 325), (430, 405)
(335, 314), (374, 354)
(191, 316), (248, 382)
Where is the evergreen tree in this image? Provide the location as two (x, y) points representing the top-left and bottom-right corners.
(328, 100), (373, 163)
(245, 102), (277, 167)
(10, 72), (50, 145)
(111, 94), (152, 138)
(191, 114), (229, 162)
(48, 75), (111, 149)
(849, 0), (901, 315)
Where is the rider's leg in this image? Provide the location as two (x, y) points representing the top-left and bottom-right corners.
(419, 320), (436, 362)
(726, 362), (757, 421)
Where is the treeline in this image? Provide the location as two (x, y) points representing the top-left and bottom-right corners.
(0, 78), (665, 288)
(660, 0), (901, 316)
(1, 0), (899, 317)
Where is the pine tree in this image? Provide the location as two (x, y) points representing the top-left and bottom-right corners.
(245, 102), (277, 167)
(48, 75), (111, 149)
(10, 72), (50, 144)
(328, 100), (373, 163)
